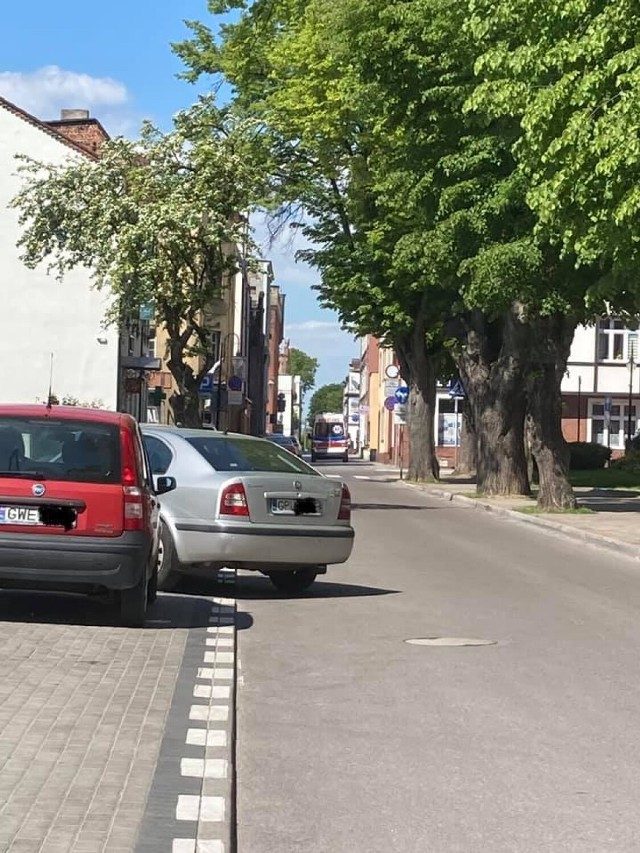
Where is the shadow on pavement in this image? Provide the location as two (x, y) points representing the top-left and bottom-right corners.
(0, 588), (246, 630)
(233, 575), (400, 601)
(352, 502), (440, 511)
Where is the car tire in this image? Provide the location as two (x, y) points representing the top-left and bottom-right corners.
(119, 570), (147, 628)
(147, 560), (158, 605)
(157, 523), (182, 591)
(268, 568), (318, 594)
(343, 453), (348, 463)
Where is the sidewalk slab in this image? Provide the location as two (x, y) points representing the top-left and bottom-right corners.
(389, 472), (640, 561)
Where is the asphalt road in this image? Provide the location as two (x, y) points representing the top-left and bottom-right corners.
(236, 460), (640, 853)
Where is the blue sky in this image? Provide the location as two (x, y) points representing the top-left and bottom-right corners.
(0, 0), (357, 391)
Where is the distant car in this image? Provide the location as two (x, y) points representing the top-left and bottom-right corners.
(141, 425), (354, 593)
(265, 433), (303, 457)
(311, 413), (349, 463)
(0, 404), (176, 626)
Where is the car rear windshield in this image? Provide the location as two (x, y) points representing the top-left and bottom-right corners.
(0, 417), (121, 484)
(186, 436), (318, 475)
(314, 422), (345, 439)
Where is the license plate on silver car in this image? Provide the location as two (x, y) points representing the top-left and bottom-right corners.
(0, 506), (40, 525)
(270, 498), (320, 516)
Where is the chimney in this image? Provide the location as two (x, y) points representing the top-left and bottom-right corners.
(46, 108), (110, 156)
(60, 108), (90, 121)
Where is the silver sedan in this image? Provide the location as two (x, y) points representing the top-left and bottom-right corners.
(141, 425), (355, 593)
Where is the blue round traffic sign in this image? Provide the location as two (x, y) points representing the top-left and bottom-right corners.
(227, 375), (242, 392)
(394, 386), (409, 404)
(384, 396), (396, 411)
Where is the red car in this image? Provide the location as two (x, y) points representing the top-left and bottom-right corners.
(0, 404), (176, 626)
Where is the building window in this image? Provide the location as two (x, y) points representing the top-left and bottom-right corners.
(589, 399), (637, 448)
(437, 397), (461, 446)
(211, 330), (221, 364)
(597, 318), (638, 362)
(145, 326), (157, 359)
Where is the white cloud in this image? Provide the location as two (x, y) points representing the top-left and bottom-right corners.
(0, 65), (140, 137)
(287, 320), (338, 333)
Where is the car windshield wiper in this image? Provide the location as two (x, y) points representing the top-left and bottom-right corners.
(0, 471), (48, 480)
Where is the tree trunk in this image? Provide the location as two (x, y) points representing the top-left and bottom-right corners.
(406, 380), (439, 481)
(456, 309), (530, 496)
(526, 315), (577, 510)
(165, 322), (205, 428)
(455, 399), (477, 476)
(396, 329), (439, 483)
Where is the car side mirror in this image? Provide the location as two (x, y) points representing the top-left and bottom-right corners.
(155, 475), (177, 496)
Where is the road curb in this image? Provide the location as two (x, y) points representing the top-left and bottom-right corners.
(403, 482), (640, 562)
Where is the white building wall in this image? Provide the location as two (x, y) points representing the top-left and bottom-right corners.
(567, 325), (595, 364)
(277, 373), (294, 435)
(0, 106), (119, 407)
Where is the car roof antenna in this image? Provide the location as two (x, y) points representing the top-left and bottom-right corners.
(46, 353), (54, 410)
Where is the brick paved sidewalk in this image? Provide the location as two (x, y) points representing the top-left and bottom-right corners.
(0, 590), (216, 853)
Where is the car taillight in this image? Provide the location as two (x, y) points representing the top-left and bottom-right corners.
(220, 482), (249, 517)
(121, 428), (144, 531)
(338, 483), (351, 521)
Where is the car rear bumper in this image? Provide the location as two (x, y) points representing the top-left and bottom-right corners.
(0, 531), (151, 591)
(172, 522), (355, 567)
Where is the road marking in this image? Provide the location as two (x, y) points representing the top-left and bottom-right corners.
(173, 841), (196, 853)
(205, 637), (234, 647)
(193, 684), (231, 700)
(353, 475), (372, 480)
(186, 728), (227, 747)
(181, 758), (228, 779)
(324, 474), (341, 478)
(204, 651), (234, 664)
(172, 842), (224, 853)
(189, 705), (229, 722)
(212, 668), (233, 680)
(171, 582), (236, 853)
(176, 796), (201, 821)
(197, 667), (215, 680)
(200, 797), (226, 821)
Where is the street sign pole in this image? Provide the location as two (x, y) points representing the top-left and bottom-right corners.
(454, 396), (459, 470)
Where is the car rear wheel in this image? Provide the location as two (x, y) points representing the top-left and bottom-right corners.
(157, 523), (182, 591)
(119, 571), (147, 628)
(268, 568), (318, 594)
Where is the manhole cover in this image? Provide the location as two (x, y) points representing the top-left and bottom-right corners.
(405, 637), (496, 647)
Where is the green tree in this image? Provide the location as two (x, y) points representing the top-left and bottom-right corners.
(288, 347), (319, 396)
(175, 0), (585, 506)
(307, 383), (344, 426)
(11, 100), (263, 427)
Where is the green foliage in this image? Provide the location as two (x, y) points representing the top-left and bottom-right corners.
(11, 100), (266, 410)
(568, 441), (612, 470)
(288, 347), (319, 395)
(468, 0), (640, 304)
(610, 449), (640, 475)
(307, 382), (344, 425)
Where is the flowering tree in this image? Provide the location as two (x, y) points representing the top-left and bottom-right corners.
(12, 100), (263, 426)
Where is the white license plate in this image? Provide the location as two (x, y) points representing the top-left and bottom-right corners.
(0, 506), (41, 525)
(270, 498), (320, 516)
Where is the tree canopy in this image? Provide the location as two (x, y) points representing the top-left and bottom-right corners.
(288, 347), (318, 396)
(173, 0), (636, 504)
(307, 382), (344, 426)
(11, 100), (264, 425)
(467, 0), (640, 300)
